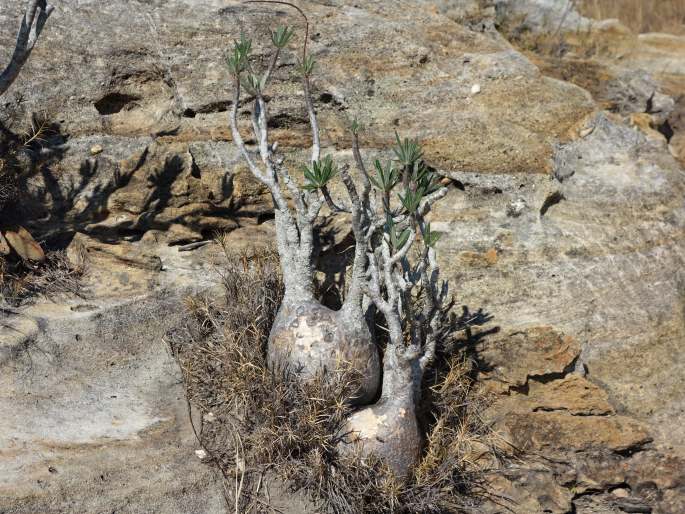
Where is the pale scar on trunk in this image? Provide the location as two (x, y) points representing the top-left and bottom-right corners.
(294, 321), (331, 352)
(349, 409), (388, 440)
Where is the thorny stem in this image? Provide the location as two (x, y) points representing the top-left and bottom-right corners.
(262, 47), (281, 90)
(351, 131), (372, 207)
(359, 140), (449, 395)
(302, 75), (320, 163)
(339, 164), (369, 322)
(244, 1), (319, 163)
(229, 67), (315, 302)
(231, 5), (453, 371)
(321, 185), (348, 213)
(244, 0), (309, 64)
(233, 1), (382, 315)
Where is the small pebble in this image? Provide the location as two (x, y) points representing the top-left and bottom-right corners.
(506, 198), (527, 218)
(203, 412), (216, 423)
(194, 449), (208, 460)
(579, 126), (594, 138)
(612, 487), (630, 498)
(90, 144), (103, 155)
(470, 83), (481, 95)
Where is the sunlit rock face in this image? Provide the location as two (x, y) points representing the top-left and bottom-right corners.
(1, 0), (684, 512)
(427, 110), (685, 511)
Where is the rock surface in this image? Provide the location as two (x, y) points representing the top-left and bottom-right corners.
(0, 242), (228, 512)
(2, 227), (45, 262)
(498, 0), (685, 166)
(1, 0), (684, 512)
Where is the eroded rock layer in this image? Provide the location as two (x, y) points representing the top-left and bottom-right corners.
(1, 0), (684, 512)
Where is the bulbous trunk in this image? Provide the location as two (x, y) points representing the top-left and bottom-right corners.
(341, 393), (421, 479)
(339, 348), (423, 479)
(267, 298), (381, 405)
(267, 205), (380, 403)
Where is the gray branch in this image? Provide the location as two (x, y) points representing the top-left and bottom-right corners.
(340, 163), (369, 320)
(302, 76), (320, 163)
(262, 48), (281, 90)
(0, 0), (55, 96)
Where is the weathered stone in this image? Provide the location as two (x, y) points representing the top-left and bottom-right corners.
(0, 231), (10, 255)
(495, 0), (594, 34)
(475, 326), (581, 390)
(612, 487), (630, 498)
(69, 232), (162, 272)
(526, 374), (614, 416)
(573, 494), (626, 514)
(500, 1), (685, 167)
(0, 296), (226, 514)
(604, 70), (675, 124)
(3, 226), (45, 262)
(1, 0), (684, 511)
(483, 468), (574, 514)
(0, 314), (39, 367)
(501, 410), (651, 455)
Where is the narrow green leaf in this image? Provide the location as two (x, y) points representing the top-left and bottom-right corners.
(297, 56), (316, 76)
(396, 228), (411, 249)
(272, 26), (295, 48)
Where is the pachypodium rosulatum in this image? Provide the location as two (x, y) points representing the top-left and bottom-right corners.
(226, 19), (380, 404)
(227, 5), (450, 479)
(341, 132), (450, 478)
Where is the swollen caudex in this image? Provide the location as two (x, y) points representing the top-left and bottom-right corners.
(227, 13), (381, 405)
(268, 301), (380, 404)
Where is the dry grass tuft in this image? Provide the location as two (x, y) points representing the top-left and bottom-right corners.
(0, 250), (87, 306)
(170, 247), (505, 513)
(1, 113), (85, 306)
(0, 158), (17, 212)
(0, 113), (52, 212)
(579, 0), (685, 34)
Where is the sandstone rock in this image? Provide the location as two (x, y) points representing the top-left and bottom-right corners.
(69, 232), (162, 272)
(0, 314), (39, 367)
(629, 113), (667, 143)
(670, 131), (685, 166)
(428, 0), (495, 27)
(1, 0), (684, 512)
(3, 227), (45, 262)
(427, 104), (684, 512)
(574, 494), (626, 514)
(495, 0), (594, 34)
(502, 411), (651, 455)
(496, 0), (685, 166)
(484, 468), (574, 514)
(475, 325), (581, 390)
(604, 70), (675, 124)
(625, 33), (685, 88)
(612, 488), (630, 498)
(526, 374), (614, 415)
(0, 296), (226, 514)
(153, 223), (204, 246)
